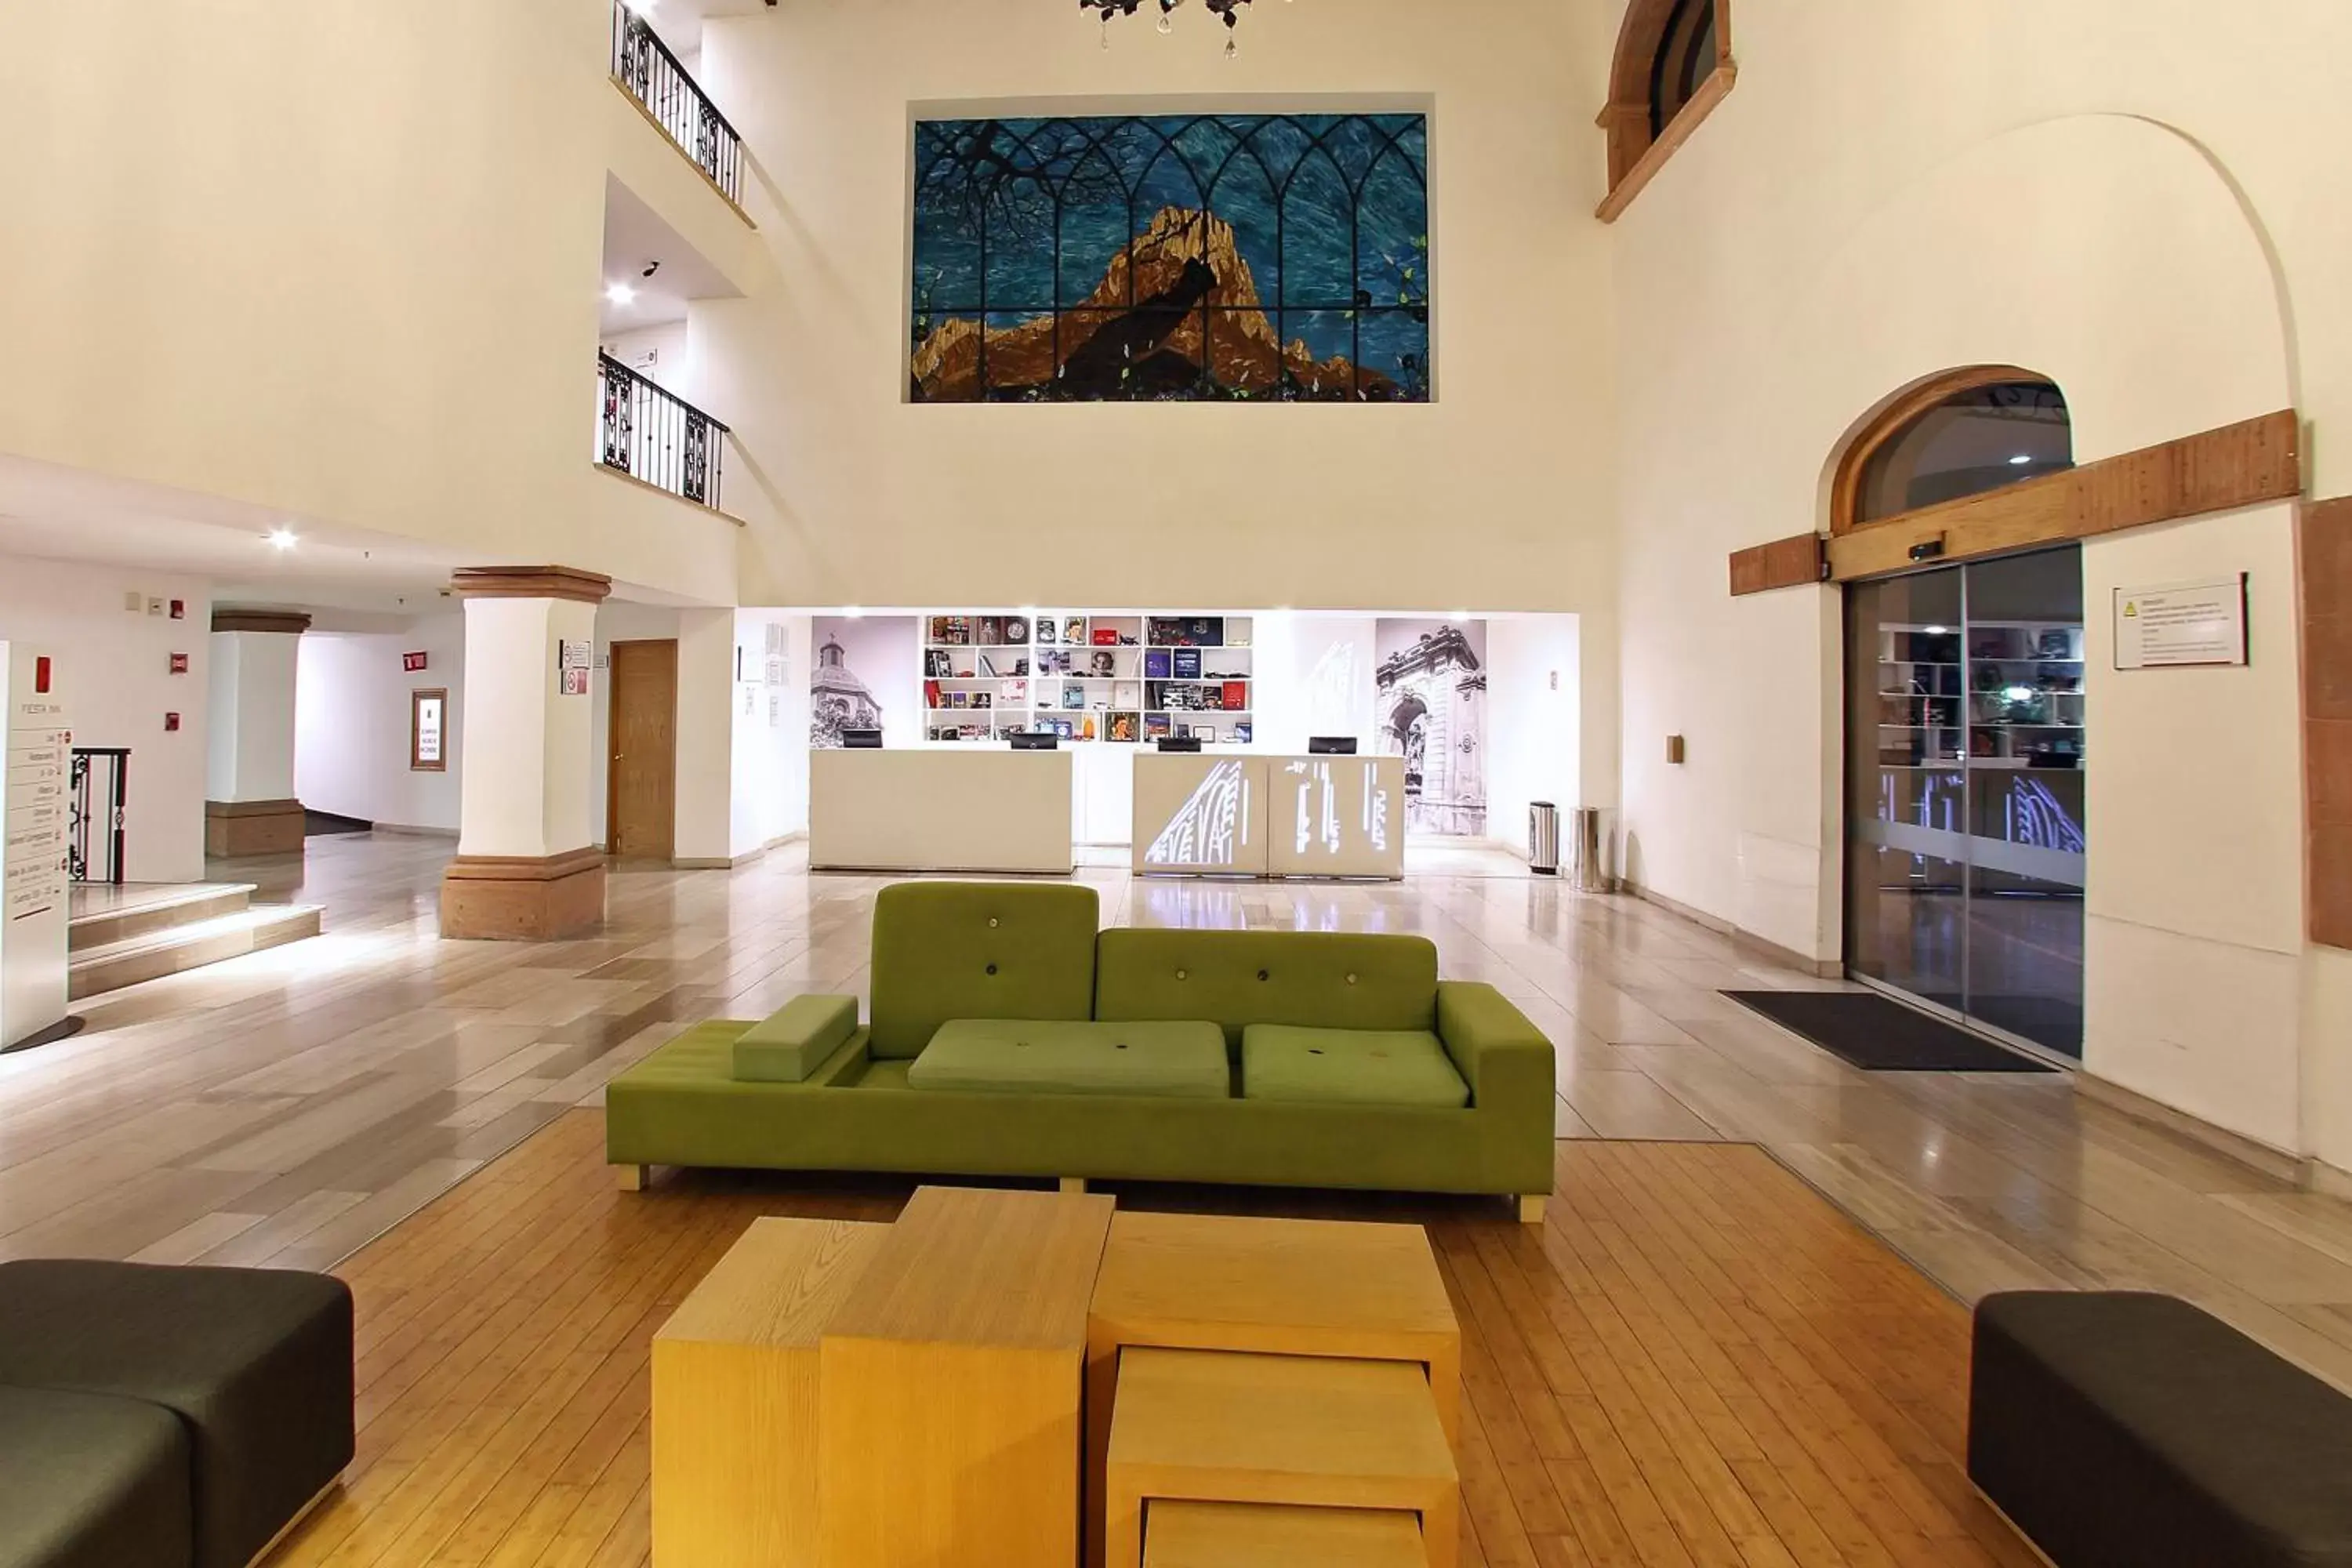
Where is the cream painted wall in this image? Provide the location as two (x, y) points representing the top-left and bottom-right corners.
(458, 595), (597, 859)
(0, 0), (740, 608)
(699, 0), (1621, 614)
(0, 556), (210, 882)
(729, 610), (809, 856)
(600, 322), (694, 396)
(205, 632), (300, 804)
(1606, 0), (2341, 1154)
(294, 621), (466, 833)
(1486, 616), (1581, 862)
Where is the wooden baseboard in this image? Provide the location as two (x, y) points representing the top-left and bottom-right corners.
(369, 822), (459, 840)
(1624, 878), (1842, 978)
(205, 798), (306, 858)
(2305, 1157), (2352, 1201)
(670, 830), (807, 871)
(2071, 1071), (2307, 1185)
(439, 847), (606, 941)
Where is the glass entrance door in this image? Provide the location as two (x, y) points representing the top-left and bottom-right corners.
(1844, 545), (2087, 1056)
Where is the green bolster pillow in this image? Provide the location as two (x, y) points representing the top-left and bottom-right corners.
(733, 994), (859, 1082)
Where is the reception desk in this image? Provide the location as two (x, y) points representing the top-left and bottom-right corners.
(1131, 753), (1406, 880)
(810, 749), (1074, 874)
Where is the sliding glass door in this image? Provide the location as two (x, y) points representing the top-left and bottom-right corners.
(1844, 546), (2086, 1057)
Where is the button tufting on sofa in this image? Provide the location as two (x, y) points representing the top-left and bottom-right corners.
(989, 917), (1000, 927)
(1258, 969), (1270, 981)
(985, 964), (998, 975)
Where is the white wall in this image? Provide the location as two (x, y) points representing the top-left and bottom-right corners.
(729, 609), (809, 856)
(205, 631), (300, 804)
(294, 619), (466, 833)
(0, 554), (209, 882)
(590, 601), (682, 848)
(702, 0), (1621, 616)
(600, 321), (692, 395)
(1486, 615), (1581, 861)
(1605, 0), (2340, 1155)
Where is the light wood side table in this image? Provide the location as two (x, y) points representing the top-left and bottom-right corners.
(819, 1185), (1116, 1568)
(1105, 1348), (1458, 1568)
(1085, 1211), (1460, 1568)
(1143, 1501), (1426, 1567)
(651, 1216), (890, 1568)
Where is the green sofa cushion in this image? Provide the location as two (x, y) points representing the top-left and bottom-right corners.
(733, 994), (858, 1083)
(869, 883), (1102, 1059)
(906, 1019), (1229, 1099)
(1241, 1025), (1470, 1109)
(1095, 928), (1439, 1059)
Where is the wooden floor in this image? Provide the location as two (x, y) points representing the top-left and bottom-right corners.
(267, 1110), (2038, 1568)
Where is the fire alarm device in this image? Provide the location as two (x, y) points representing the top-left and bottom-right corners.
(169, 599), (186, 619)
(402, 650), (429, 673)
(164, 712), (181, 732)
(169, 652), (190, 674)
(34, 656), (51, 694)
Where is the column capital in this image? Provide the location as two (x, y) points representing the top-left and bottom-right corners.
(450, 566), (615, 604)
(210, 608), (313, 634)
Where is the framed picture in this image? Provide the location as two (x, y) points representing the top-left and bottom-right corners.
(410, 689), (448, 771)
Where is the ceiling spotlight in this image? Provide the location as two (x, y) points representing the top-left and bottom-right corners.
(641, 259), (662, 278)
(605, 282), (637, 306)
(267, 528), (299, 551)
(2009, 453), (2033, 465)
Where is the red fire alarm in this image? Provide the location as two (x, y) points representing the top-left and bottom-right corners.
(164, 712), (181, 732)
(169, 598), (186, 620)
(402, 650), (429, 673)
(169, 652), (190, 674)
(34, 656), (51, 694)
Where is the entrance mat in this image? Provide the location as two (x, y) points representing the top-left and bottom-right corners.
(1722, 989), (2056, 1073)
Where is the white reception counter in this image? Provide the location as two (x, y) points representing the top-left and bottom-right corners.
(1131, 753), (1406, 879)
(809, 749), (1074, 874)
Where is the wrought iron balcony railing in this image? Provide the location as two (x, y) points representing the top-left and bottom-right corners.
(597, 354), (729, 509)
(71, 747), (128, 885)
(611, 1), (745, 205)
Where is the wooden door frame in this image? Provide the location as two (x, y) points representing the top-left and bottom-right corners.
(605, 637), (679, 861)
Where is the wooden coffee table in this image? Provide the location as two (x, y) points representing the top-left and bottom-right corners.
(1084, 1211), (1460, 1568)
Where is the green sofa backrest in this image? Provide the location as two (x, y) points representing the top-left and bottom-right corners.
(868, 882), (1102, 1058)
(1093, 928), (1439, 1058)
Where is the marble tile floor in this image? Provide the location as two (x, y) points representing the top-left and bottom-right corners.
(5, 829), (2352, 1394)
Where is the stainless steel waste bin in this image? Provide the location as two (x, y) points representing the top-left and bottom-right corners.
(1528, 802), (1559, 875)
(1570, 805), (1607, 892)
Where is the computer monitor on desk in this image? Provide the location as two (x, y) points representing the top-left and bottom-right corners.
(1308, 736), (1359, 755)
(1156, 736), (1203, 753)
(1010, 732), (1059, 750)
(840, 728), (884, 750)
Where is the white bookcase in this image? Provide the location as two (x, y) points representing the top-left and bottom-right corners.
(917, 612), (1256, 745)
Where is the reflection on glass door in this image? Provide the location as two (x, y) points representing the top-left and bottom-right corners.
(1845, 546), (2086, 1056)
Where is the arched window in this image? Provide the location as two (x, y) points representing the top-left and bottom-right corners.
(1834, 368), (2073, 535)
(1598, 0), (1734, 221)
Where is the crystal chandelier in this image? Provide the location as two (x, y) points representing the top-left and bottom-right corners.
(1083, 0), (1269, 58)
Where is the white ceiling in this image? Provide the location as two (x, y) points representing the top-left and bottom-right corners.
(630, 0), (769, 64)
(598, 172), (744, 336)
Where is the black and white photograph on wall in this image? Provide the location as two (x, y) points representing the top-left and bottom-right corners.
(1374, 619), (1487, 836)
(810, 615), (918, 748)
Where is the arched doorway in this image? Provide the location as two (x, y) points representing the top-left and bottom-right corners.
(1838, 372), (2088, 1058)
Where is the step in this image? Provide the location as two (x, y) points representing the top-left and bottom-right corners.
(1145, 1501), (1424, 1568)
(68, 904), (324, 1000)
(1106, 1348), (1458, 1568)
(67, 883), (256, 952)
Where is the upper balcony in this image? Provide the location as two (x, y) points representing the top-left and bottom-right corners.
(609, 0), (746, 212)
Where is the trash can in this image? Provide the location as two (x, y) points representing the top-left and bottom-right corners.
(1527, 802), (1560, 876)
(1570, 806), (1608, 893)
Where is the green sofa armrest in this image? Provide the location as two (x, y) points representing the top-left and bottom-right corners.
(1436, 981), (1555, 1117)
(733, 994), (859, 1083)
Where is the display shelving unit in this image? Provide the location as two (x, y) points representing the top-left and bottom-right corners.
(923, 612), (1033, 742)
(1142, 613), (1253, 746)
(914, 612), (1256, 745)
(1875, 619), (2085, 770)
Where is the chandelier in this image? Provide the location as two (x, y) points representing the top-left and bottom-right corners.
(1083, 0), (1272, 57)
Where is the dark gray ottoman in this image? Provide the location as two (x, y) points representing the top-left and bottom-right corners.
(1971, 1290), (2352, 1567)
(0, 1261), (353, 1568)
(0, 1384), (191, 1568)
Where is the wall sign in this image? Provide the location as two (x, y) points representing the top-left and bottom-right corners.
(1, 642), (71, 1049)
(2113, 576), (2249, 670)
(403, 650), (429, 673)
(557, 638), (591, 696)
(411, 688), (447, 771)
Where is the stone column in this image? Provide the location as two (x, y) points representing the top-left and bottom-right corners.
(439, 566), (612, 940)
(205, 609), (310, 858)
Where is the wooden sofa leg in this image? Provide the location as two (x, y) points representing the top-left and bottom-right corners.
(615, 1163), (652, 1192)
(1059, 1176), (1087, 1195)
(1516, 1194), (1547, 1225)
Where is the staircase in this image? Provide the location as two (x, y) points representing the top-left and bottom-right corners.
(67, 883), (323, 1000)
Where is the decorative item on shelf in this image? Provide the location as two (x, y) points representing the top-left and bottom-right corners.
(1037, 618), (1059, 645)
(1221, 680), (1248, 711)
(1109, 712), (1138, 742)
(925, 679), (942, 710)
(978, 652), (998, 677)
(1173, 648), (1203, 680)
(1234, 720), (1253, 743)
(978, 616), (1004, 646)
(973, 691), (993, 710)
(1082, 717), (1098, 741)
(1145, 649), (1171, 679)
(1092, 626), (1118, 646)
(1004, 615), (1030, 643)
(951, 691), (969, 709)
(1113, 680), (1142, 709)
(1064, 616), (1087, 644)
(1090, 651), (1116, 678)
(1145, 713), (1171, 739)
(1062, 683), (1085, 710)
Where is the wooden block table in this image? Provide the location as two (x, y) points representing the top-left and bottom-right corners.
(1086, 1212), (1460, 1567)
(651, 1216), (890, 1568)
(819, 1185), (1116, 1568)
(1143, 1501), (1426, 1567)
(1105, 1348), (1458, 1568)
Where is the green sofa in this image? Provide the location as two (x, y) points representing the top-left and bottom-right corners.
(605, 882), (1557, 1218)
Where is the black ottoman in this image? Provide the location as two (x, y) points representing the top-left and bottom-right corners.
(0, 1384), (191, 1568)
(1971, 1291), (2352, 1567)
(0, 1261), (353, 1568)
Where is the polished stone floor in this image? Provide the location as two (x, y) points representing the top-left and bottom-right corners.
(5, 829), (2350, 1393)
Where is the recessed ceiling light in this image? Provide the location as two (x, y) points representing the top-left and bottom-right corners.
(605, 282), (637, 306)
(267, 528), (299, 551)
(2009, 453), (2033, 465)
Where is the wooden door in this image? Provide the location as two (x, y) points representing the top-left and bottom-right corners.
(608, 639), (677, 860)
